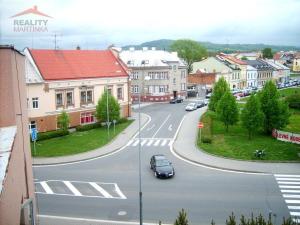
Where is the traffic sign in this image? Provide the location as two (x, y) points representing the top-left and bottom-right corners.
(31, 128), (37, 141)
(198, 122), (204, 129)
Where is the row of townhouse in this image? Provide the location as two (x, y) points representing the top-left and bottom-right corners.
(191, 54), (290, 90)
(23, 46), (187, 132)
(119, 47), (188, 102)
(273, 51), (300, 72)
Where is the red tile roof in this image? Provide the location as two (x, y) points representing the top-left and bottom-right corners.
(223, 55), (247, 65)
(29, 49), (129, 81)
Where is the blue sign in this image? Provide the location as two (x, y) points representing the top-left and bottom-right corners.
(31, 128), (37, 141)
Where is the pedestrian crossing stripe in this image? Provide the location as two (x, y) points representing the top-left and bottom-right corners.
(35, 180), (126, 199)
(126, 138), (172, 147)
(275, 174), (300, 220)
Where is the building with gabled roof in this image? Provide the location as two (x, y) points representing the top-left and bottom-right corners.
(24, 48), (131, 132)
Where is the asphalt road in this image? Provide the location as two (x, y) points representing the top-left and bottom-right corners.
(33, 102), (290, 225)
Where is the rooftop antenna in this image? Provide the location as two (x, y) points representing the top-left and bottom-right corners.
(53, 32), (62, 50)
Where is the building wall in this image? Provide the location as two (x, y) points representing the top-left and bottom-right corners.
(293, 58), (300, 72)
(0, 47), (36, 225)
(27, 76), (131, 132)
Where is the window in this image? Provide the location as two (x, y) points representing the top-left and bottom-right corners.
(117, 87), (123, 100)
(29, 121), (36, 130)
(81, 89), (93, 104)
(132, 85), (139, 93)
(173, 78), (176, 84)
(181, 70), (186, 79)
(132, 71), (139, 80)
(56, 93), (63, 106)
(181, 83), (186, 91)
(66, 92), (73, 105)
(32, 97), (39, 109)
(80, 112), (95, 124)
(173, 65), (177, 71)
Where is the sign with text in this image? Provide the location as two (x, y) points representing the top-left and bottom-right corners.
(272, 129), (300, 145)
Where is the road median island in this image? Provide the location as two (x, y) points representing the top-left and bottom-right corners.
(31, 120), (133, 157)
(197, 111), (300, 162)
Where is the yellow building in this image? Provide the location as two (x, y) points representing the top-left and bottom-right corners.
(293, 53), (300, 72)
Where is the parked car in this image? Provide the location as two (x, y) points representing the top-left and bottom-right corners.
(185, 103), (197, 111)
(150, 154), (175, 178)
(204, 99), (209, 106)
(169, 97), (183, 104)
(195, 100), (205, 108)
(205, 93), (212, 99)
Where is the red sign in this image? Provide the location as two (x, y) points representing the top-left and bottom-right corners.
(198, 122), (204, 128)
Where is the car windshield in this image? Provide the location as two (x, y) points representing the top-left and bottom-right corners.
(156, 159), (170, 167)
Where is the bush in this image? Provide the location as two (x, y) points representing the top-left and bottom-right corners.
(76, 122), (101, 132)
(286, 93), (300, 109)
(118, 118), (129, 124)
(202, 136), (212, 144)
(36, 130), (69, 141)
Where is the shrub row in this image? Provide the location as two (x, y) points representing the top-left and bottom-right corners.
(286, 93), (300, 109)
(35, 130), (69, 141)
(75, 122), (102, 132)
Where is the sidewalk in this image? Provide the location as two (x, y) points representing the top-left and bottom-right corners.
(173, 107), (300, 174)
(33, 112), (148, 165)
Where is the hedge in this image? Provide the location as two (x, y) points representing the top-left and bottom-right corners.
(75, 122), (101, 132)
(35, 130), (69, 141)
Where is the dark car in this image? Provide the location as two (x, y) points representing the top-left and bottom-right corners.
(195, 100), (205, 108)
(150, 155), (175, 178)
(169, 97), (183, 104)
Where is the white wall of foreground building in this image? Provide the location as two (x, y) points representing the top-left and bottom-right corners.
(246, 65), (258, 88)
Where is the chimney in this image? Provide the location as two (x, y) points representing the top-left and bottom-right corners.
(76, 45), (81, 50)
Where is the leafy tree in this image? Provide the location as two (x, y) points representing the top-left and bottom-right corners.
(170, 39), (207, 73)
(226, 212), (237, 225)
(241, 56), (248, 60)
(174, 209), (188, 225)
(57, 111), (70, 131)
(241, 94), (264, 140)
(262, 48), (273, 59)
(259, 80), (290, 134)
(209, 77), (230, 111)
(96, 89), (120, 123)
(216, 91), (239, 132)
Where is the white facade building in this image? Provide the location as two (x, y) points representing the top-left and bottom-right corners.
(246, 65), (258, 88)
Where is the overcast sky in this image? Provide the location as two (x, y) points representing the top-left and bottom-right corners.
(0, 0), (299, 50)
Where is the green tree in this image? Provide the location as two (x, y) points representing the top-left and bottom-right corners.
(174, 209), (188, 225)
(260, 80), (290, 134)
(96, 89), (120, 123)
(262, 48), (273, 59)
(57, 111), (70, 131)
(170, 39), (207, 73)
(216, 91), (239, 132)
(209, 77), (230, 111)
(241, 94), (264, 140)
(241, 56), (248, 60)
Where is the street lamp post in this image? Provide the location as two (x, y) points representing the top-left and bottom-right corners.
(106, 81), (111, 140)
(138, 60), (149, 225)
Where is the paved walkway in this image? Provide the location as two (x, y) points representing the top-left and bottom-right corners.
(173, 107), (300, 174)
(33, 105), (300, 174)
(33, 112), (149, 165)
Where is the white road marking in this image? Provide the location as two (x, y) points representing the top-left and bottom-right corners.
(286, 200), (300, 204)
(283, 194), (300, 199)
(290, 212), (300, 216)
(280, 185), (300, 189)
(154, 140), (160, 146)
(63, 181), (82, 196)
(147, 140), (154, 146)
(132, 140), (139, 146)
(168, 124), (172, 131)
(161, 139), (167, 146)
(276, 177), (300, 181)
(141, 140), (147, 146)
(281, 190), (300, 193)
(275, 174), (300, 178)
(126, 140), (134, 146)
(89, 182), (113, 198)
(40, 181), (54, 194)
(114, 184), (127, 199)
(152, 114), (171, 138)
(278, 181), (300, 185)
(288, 206), (300, 210)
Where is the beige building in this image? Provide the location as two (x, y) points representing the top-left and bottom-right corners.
(293, 53), (300, 72)
(24, 48), (131, 132)
(0, 46), (36, 225)
(119, 47), (187, 102)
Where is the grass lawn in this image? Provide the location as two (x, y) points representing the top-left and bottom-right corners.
(290, 73), (300, 78)
(198, 111), (300, 161)
(283, 109), (300, 133)
(31, 120), (133, 157)
(279, 87), (300, 97)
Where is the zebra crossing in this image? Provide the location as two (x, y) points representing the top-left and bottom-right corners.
(35, 180), (126, 199)
(126, 138), (173, 147)
(275, 174), (300, 222)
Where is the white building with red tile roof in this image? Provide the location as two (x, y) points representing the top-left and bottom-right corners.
(24, 48), (131, 132)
